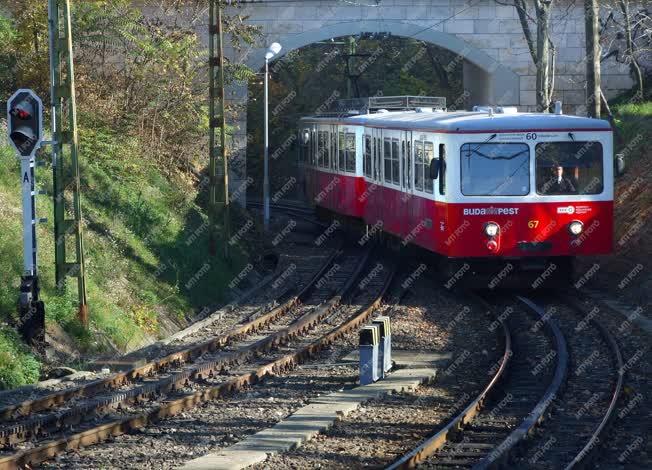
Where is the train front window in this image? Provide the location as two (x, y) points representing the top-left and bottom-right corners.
(461, 143), (530, 196)
(535, 142), (603, 195)
(346, 133), (356, 172)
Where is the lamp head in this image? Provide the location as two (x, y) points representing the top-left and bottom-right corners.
(266, 42), (282, 60)
(268, 42), (282, 55)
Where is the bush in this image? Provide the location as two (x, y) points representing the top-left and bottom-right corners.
(0, 327), (40, 390)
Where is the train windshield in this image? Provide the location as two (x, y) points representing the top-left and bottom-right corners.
(535, 142), (603, 195)
(461, 143), (530, 196)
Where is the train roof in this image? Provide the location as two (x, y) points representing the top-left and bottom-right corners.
(299, 110), (612, 133)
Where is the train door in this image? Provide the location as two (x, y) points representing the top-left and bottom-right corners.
(362, 129), (373, 222)
(410, 133), (435, 249)
(298, 127), (308, 203)
(400, 130), (413, 240)
(422, 135), (437, 249)
(311, 125), (318, 204)
(329, 124), (337, 211)
(369, 127), (383, 225)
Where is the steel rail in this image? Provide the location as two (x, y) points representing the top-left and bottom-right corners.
(248, 200), (314, 214)
(0, 247), (345, 445)
(247, 200), (326, 228)
(0, 255), (396, 470)
(561, 294), (625, 469)
(386, 294), (513, 469)
(472, 295), (569, 469)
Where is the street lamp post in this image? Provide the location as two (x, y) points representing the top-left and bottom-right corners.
(264, 42), (281, 231)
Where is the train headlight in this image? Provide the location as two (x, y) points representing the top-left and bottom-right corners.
(568, 220), (584, 236)
(484, 222), (500, 238)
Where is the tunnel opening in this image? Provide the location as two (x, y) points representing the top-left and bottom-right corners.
(245, 34), (472, 203)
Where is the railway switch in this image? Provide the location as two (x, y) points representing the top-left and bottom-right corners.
(359, 325), (380, 385)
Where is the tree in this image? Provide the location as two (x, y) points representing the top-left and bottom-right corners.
(0, 0), (260, 175)
(585, 0), (601, 117)
(618, 0), (644, 99)
(600, 1), (650, 100)
(496, 1), (557, 112)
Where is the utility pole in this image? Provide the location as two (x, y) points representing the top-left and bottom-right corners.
(48, 0), (89, 326)
(346, 37), (355, 99)
(209, 0), (230, 259)
(343, 36), (369, 99)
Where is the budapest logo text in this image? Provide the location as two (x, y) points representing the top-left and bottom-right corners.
(463, 207), (520, 216)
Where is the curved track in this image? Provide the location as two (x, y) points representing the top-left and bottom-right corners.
(387, 293), (624, 469)
(388, 294), (567, 469)
(516, 294), (624, 470)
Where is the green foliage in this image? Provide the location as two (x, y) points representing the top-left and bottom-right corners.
(0, 0), (260, 389)
(1, 1), (260, 174)
(0, 121), (249, 377)
(613, 101), (652, 162)
(0, 13), (17, 93)
(0, 327), (41, 390)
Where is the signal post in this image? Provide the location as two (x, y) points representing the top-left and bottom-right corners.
(7, 89), (46, 345)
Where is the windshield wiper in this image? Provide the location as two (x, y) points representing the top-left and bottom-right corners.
(470, 148), (530, 161)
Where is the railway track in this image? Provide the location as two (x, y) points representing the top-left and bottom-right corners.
(514, 295), (624, 469)
(0, 246), (342, 442)
(247, 200), (317, 220)
(0, 242), (397, 469)
(387, 293), (624, 469)
(0, 200), (333, 414)
(386, 294), (562, 469)
(564, 292), (649, 469)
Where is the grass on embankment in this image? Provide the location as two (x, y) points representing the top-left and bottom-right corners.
(0, 122), (249, 389)
(610, 100), (652, 267)
(613, 100), (652, 163)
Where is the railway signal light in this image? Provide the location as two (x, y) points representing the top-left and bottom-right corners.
(6, 89), (46, 344)
(7, 89), (44, 159)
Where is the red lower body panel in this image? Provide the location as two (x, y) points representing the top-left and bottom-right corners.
(308, 169), (613, 258)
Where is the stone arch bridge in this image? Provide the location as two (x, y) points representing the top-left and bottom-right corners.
(150, 0), (635, 202)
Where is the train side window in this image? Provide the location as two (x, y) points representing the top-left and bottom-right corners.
(439, 144), (446, 195)
(364, 135), (372, 177)
(324, 131), (330, 168)
(424, 142), (434, 193)
(401, 140), (407, 188)
(338, 131), (345, 171)
(414, 141), (424, 191)
(405, 140), (412, 189)
(346, 133), (356, 172)
(328, 132), (337, 169)
(299, 130), (306, 163)
(317, 131), (325, 167)
(384, 138), (392, 183)
(375, 137), (381, 180)
(391, 139), (400, 185)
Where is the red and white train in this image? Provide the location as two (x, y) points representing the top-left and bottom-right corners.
(298, 97), (614, 286)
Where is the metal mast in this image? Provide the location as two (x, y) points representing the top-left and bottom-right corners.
(48, 0), (89, 325)
(209, 0), (230, 259)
